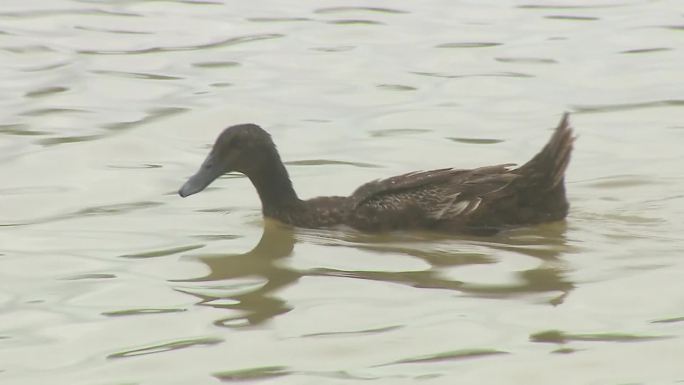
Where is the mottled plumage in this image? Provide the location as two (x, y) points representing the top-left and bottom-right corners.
(179, 113), (574, 234)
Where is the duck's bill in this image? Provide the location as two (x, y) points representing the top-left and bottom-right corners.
(179, 172), (212, 197)
(178, 155), (223, 198)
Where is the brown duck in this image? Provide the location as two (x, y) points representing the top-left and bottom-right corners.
(179, 113), (574, 234)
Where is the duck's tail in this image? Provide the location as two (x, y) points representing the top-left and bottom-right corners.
(515, 112), (574, 190)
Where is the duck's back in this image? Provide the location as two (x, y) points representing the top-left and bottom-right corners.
(344, 114), (574, 233)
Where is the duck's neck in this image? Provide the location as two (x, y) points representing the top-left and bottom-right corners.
(247, 151), (302, 218)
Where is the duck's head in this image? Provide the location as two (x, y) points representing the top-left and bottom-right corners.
(178, 123), (277, 198)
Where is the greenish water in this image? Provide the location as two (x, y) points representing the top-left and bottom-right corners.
(1, 1), (684, 384)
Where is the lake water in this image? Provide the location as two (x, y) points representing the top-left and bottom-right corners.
(1, 1), (684, 384)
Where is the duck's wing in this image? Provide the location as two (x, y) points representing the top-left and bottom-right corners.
(426, 164), (519, 220)
(351, 164), (518, 220)
(350, 168), (465, 208)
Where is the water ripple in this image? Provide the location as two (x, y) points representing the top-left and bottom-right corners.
(0, 124), (50, 136)
(495, 57), (557, 64)
(102, 107), (188, 131)
(518, 4), (627, 9)
(37, 134), (106, 146)
(325, 20), (384, 26)
(310, 45), (355, 52)
(3, 45), (54, 54)
(108, 337), (223, 359)
(651, 316), (684, 324)
(213, 366), (290, 382)
(248, 17), (312, 23)
(24, 86), (68, 98)
(301, 325), (402, 338)
(285, 159), (381, 168)
(0, 8), (138, 18)
(4, 200), (163, 226)
(192, 61), (240, 69)
(77, 33), (284, 55)
(447, 137), (504, 144)
(436, 42), (502, 48)
(91, 70), (184, 80)
(102, 308), (187, 317)
(118, 244), (205, 259)
(582, 174), (660, 189)
(573, 100), (684, 113)
(19, 61), (70, 72)
(531, 330), (671, 344)
(61, 273), (117, 280)
(73, 25), (155, 35)
(369, 128), (430, 137)
(376, 84), (417, 91)
(314, 7), (408, 14)
(620, 47), (672, 54)
(19, 107), (90, 117)
(412, 71), (533, 79)
(379, 348), (508, 366)
(545, 15), (600, 21)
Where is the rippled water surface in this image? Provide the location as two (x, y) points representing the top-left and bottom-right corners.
(2, 1), (684, 384)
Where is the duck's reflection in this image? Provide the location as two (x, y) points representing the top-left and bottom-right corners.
(176, 220), (298, 327)
(179, 221), (574, 327)
(306, 221), (574, 303)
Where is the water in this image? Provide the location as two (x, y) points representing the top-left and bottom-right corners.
(1, 1), (684, 384)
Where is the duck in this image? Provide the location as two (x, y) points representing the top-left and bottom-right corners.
(179, 113), (574, 234)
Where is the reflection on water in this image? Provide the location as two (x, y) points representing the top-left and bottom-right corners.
(176, 219), (574, 328)
(304, 222), (573, 299)
(174, 221), (298, 327)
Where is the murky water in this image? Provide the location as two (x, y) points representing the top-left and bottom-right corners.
(2, 1), (684, 384)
